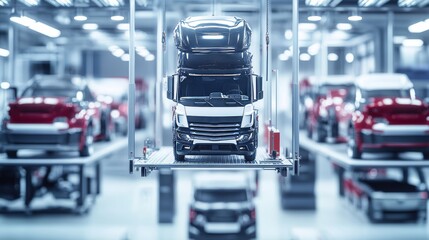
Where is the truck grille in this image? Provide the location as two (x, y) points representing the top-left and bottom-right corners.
(187, 116), (242, 141)
(207, 210), (239, 223)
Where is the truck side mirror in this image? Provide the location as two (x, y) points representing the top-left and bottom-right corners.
(167, 75), (176, 102)
(254, 75), (263, 101)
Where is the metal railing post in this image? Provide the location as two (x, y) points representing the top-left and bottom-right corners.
(128, 0), (136, 173)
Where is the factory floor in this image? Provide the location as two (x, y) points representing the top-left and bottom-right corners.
(0, 144), (428, 240)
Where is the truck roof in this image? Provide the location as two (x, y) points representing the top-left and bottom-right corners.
(183, 16), (242, 28)
(356, 73), (413, 90)
(193, 172), (249, 190)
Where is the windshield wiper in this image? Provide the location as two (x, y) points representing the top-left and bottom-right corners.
(203, 97), (214, 107)
(226, 96), (244, 106)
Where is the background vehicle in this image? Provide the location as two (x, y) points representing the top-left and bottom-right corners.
(306, 75), (355, 143)
(189, 172), (257, 240)
(344, 168), (428, 223)
(347, 74), (429, 159)
(2, 75), (109, 158)
(167, 16), (263, 162)
(89, 77), (148, 136)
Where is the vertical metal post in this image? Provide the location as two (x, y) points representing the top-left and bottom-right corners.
(128, 0), (136, 173)
(387, 11), (394, 73)
(8, 24), (15, 84)
(155, 0), (165, 148)
(292, 0), (300, 175)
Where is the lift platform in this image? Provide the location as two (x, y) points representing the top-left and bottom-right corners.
(133, 147), (293, 177)
(299, 131), (429, 197)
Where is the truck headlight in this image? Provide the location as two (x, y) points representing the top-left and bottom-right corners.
(176, 114), (188, 128)
(241, 114), (253, 128)
(237, 133), (252, 142)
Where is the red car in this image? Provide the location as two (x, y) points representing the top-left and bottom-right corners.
(89, 77), (147, 136)
(2, 75), (110, 158)
(347, 74), (429, 159)
(306, 75), (355, 143)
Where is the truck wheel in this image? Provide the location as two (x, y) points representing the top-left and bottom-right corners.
(79, 127), (94, 157)
(312, 123), (326, 143)
(6, 150), (18, 159)
(362, 196), (377, 223)
(245, 152), (256, 162)
(173, 140), (185, 161)
(422, 151), (429, 160)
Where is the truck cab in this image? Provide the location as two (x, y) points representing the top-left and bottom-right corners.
(168, 16), (263, 162)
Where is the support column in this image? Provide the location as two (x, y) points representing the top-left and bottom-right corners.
(386, 11), (394, 73)
(8, 24), (15, 84)
(155, 0), (165, 148)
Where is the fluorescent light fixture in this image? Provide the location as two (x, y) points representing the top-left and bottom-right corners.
(10, 16), (36, 27)
(1, 81), (10, 89)
(112, 48), (125, 57)
(345, 53), (354, 63)
(402, 39), (424, 47)
(18, 0), (40, 6)
(308, 14), (322, 22)
(92, 0), (124, 7)
(74, 15), (87, 21)
(121, 53), (130, 61)
(308, 43), (320, 56)
(328, 53), (339, 61)
(299, 23), (317, 31)
(305, 0), (342, 6)
(278, 53), (290, 61)
(111, 15), (124, 21)
(393, 36), (406, 44)
(337, 23), (352, 31)
(117, 23), (129, 31)
(300, 53), (311, 61)
(83, 23), (98, 30)
(145, 54), (155, 61)
(0, 48), (9, 57)
(29, 22), (61, 38)
(284, 30), (293, 40)
(408, 20), (429, 33)
(348, 15), (362, 21)
(201, 35), (224, 40)
(0, 0), (9, 7)
(136, 46), (150, 57)
(108, 45), (119, 52)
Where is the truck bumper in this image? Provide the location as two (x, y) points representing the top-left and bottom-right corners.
(189, 222), (256, 240)
(3, 128), (83, 151)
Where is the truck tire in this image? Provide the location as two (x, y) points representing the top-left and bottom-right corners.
(347, 128), (361, 159)
(79, 126), (94, 157)
(312, 122), (326, 143)
(245, 151), (256, 162)
(6, 150), (18, 159)
(173, 140), (185, 161)
(422, 151), (429, 160)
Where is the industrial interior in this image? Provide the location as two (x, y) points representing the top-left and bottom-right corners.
(1, 0), (429, 239)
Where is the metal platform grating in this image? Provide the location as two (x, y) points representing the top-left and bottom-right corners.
(133, 147), (293, 169)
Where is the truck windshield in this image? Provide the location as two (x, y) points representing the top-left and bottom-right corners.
(195, 189), (248, 203)
(320, 84), (355, 102)
(179, 75), (251, 101)
(22, 87), (79, 99)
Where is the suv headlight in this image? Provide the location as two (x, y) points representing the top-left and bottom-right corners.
(241, 114), (253, 128)
(176, 114), (188, 128)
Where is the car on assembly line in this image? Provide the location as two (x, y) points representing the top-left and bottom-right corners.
(347, 73), (429, 159)
(306, 75), (355, 143)
(189, 172), (257, 240)
(1, 75), (111, 158)
(344, 168), (428, 223)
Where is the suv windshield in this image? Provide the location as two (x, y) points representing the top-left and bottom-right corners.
(319, 84), (355, 102)
(22, 87), (79, 98)
(179, 75), (251, 102)
(195, 189), (248, 203)
(362, 89), (412, 99)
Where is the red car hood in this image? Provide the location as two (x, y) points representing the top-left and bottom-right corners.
(366, 97), (429, 124)
(8, 97), (75, 124)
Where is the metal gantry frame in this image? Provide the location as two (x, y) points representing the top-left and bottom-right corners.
(127, 0), (301, 177)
